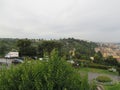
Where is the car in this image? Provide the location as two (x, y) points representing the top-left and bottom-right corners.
(12, 59), (23, 64)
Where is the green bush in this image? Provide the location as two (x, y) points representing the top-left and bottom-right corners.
(88, 63), (111, 70)
(96, 76), (112, 83)
(0, 50), (90, 90)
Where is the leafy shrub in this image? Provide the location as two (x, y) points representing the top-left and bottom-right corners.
(96, 76), (112, 83)
(0, 50), (90, 90)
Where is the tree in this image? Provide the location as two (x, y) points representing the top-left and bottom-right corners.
(37, 44), (44, 57)
(17, 39), (31, 48)
(17, 39), (37, 57)
(38, 41), (62, 57)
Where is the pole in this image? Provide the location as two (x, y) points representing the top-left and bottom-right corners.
(6, 58), (7, 66)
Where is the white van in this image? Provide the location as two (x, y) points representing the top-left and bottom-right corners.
(5, 52), (19, 59)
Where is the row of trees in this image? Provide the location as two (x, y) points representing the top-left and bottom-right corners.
(17, 39), (62, 58)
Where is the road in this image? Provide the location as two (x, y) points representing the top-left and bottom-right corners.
(0, 58), (12, 63)
(0, 58), (13, 67)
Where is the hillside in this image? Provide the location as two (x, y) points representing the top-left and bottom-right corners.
(0, 38), (97, 59)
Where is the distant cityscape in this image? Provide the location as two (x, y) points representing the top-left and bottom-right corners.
(95, 43), (120, 62)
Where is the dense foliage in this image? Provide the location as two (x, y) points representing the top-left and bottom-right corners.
(0, 50), (90, 90)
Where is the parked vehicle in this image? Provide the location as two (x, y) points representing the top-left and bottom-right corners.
(5, 52), (19, 59)
(12, 59), (23, 64)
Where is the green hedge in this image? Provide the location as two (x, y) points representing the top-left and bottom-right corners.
(88, 63), (111, 70)
(96, 76), (112, 83)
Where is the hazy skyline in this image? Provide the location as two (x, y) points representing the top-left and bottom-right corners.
(0, 0), (120, 42)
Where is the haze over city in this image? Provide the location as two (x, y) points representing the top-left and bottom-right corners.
(0, 0), (120, 42)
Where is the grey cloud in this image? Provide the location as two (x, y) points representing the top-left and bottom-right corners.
(0, 0), (120, 42)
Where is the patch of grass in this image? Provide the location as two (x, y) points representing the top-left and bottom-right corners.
(78, 67), (118, 75)
(104, 83), (120, 90)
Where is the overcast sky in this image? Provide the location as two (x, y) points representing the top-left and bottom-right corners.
(0, 0), (120, 42)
